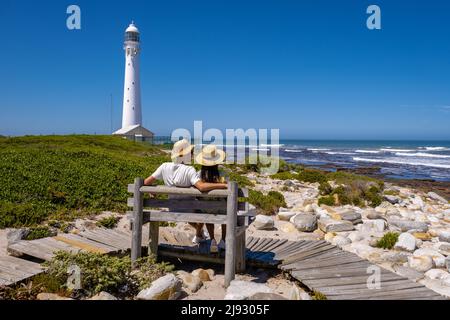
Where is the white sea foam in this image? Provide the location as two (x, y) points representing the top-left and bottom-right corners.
(284, 149), (304, 153)
(307, 148), (330, 151)
(395, 152), (450, 159)
(422, 147), (448, 151)
(380, 148), (416, 152)
(353, 157), (450, 169)
(260, 144), (284, 147)
(325, 152), (356, 155)
(355, 150), (380, 154)
(251, 148), (270, 152)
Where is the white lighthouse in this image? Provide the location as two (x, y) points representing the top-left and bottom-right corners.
(113, 22), (153, 141)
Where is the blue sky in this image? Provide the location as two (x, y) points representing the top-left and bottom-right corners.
(0, 0), (449, 139)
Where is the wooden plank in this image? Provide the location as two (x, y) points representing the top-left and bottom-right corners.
(79, 230), (129, 250)
(54, 234), (117, 253)
(302, 273), (402, 287)
(158, 248), (225, 264)
(148, 222), (159, 257)
(284, 258), (370, 271)
(140, 186), (229, 198)
(8, 241), (54, 261)
(37, 238), (81, 254)
(143, 211), (228, 225)
(128, 198), (228, 212)
(0, 255), (43, 274)
(281, 244), (338, 265)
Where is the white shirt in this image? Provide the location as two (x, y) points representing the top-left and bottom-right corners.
(151, 162), (200, 187)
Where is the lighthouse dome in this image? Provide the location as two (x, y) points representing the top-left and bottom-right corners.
(126, 22), (139, 33)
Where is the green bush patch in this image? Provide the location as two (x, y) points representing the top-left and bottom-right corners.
(376, 232), (399, 249)
(96, 216), (120, 229)
(248, 189), (286, 215)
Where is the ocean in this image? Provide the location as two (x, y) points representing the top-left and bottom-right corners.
(275, 140), (450, 182)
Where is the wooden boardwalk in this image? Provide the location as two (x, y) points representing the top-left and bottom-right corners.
(246, 237), (446, 300)
(2, 229), (447, 300)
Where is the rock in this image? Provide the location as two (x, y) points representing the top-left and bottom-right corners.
(413, 248), (445, 267)
(438, 231), (450, 243)
(277, 211), (297, 221)
(427, 192), (448, 204)
(361, 219), (386, 233)
(425, 269), (450, 280)
(290, 214), (317, 232)
(191, 268), (213, 282)
(304, 204), (315, 213)
(331, 211), (362, 224)
(6, 228), (28, 245)
(438, 242), (450, 256)
(331, 235), (351, 247)
(446, 257), (450, 272)
(412, 232), (432, 241)
(419, 278), (450, 298)
(381, 251), (410, 264)
(89, 292), (118, 300)
(388, 219), (429, 233)
(136, 274), (182, 300)
(224, 280), (273, 300)
(394, 233), (417, 252)
(408, 255), (434, 272)
(279, 222), (297, 233)
(318, 218), (354, 233)
(366, 210), (384, 220)
(176, 271), (202, 293)
(248, 292), (287, 300)
(348, 232), (365, 243)
(37, 293), (73, 300)
(254, 215), (274, 230)
(384, 195), (400, 204)
(393, 265), (424, 281)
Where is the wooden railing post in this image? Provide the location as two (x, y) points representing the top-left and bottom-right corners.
(224, 181), (238, 288)
(131, 177), (144, 266)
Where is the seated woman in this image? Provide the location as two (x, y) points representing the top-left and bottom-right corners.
(195, 145), (228, 253)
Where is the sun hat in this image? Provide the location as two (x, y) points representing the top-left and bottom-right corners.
(171, 139), (194, 161)
(195, 144), (226, 166)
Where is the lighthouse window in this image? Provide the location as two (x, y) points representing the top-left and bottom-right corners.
(132, 82), (135, 85)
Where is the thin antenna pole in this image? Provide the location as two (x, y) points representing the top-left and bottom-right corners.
(110, 94), (113, 133)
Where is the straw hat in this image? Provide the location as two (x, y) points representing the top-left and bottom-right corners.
(171, 139), (194, 160)
(195, 144), (226, 166)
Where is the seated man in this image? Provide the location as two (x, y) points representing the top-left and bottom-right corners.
(144, 139), (227, 243)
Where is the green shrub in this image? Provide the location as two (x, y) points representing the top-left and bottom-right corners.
(376, 232), (399, 249)
(96, 216), (120, 229)
(248, 189), (286, 215)
(318, 182), (333, 195)
(0, 135), (169, 227)
(318, 195), (335, 206)
(312, 291), (327, 300)
(25, 226), (55, 240)
(132, 256), (174, 290)
(270, 171), (297, 181)
(297, 169), (327, 183)
(226, 171), (255, 188)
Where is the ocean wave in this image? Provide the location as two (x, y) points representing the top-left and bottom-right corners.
(353, 157), (450, 169)
(251, 148), (270, 152)
(284, 149), (304, 153)
(380, 148), (416, 152)
(355, 150), (380, 154)
(420, 147), (450, 151)
(307, 148), (330, 151)
(260, 144), (284, 147)
(395, 152), (450, 159)
(325, 152), (356, 155)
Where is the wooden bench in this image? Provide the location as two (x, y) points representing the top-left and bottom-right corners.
(127, 178), (252, 287)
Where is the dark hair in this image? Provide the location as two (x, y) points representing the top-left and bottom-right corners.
(201, 165), (220, 183)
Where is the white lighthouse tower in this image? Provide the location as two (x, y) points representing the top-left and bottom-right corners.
(113, 22), (153, 141)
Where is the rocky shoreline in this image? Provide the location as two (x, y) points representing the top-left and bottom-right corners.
(247, 171), (450, 297)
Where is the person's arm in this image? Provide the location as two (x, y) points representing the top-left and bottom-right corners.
(144, 164), (164, 186)
(144, 175), (157, 186)
(194, 181), (227, 193)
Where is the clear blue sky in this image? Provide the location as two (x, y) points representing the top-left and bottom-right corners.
(0, 0), (449, 139)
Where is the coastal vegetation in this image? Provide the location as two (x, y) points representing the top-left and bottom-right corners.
(0, 135), (169, 228)
(375, 232), (399, 249)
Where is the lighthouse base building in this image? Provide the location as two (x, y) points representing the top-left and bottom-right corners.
(113, 22), (154, 142)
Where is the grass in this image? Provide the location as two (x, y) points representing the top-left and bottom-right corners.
(25, 226), (55, 240)
(376, 232), (399, 249)
(96, 216), (120, 229)
(0, 135), (169, 228)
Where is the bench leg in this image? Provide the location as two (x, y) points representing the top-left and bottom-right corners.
(225, 182), (238, 288)
(148, 221), (159, 257)
(235, 228), (246, 273)
(131, 178), (144, 267)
